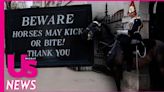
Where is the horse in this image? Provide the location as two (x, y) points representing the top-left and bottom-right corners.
(82, 19), (164, 91)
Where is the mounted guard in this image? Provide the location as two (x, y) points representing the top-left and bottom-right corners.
(117, 1), (147, 72)
(127, 1), (143, 43)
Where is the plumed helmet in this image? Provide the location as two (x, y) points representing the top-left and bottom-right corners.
(128, 1), (137, 16)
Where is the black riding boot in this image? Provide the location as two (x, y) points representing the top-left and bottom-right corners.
(124, 45), (133, 72)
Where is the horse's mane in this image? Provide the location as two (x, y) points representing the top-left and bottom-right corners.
(100, 23), (115, 45)
(101, 23), (115, 37)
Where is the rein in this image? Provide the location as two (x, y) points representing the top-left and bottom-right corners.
(136, 41), (147, 58)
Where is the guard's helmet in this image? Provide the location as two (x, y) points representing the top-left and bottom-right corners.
(128, 1), (137, 16)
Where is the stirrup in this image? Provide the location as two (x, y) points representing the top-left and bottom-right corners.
(136, 41), (146, 58)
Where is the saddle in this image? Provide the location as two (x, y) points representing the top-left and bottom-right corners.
(131, 39), (140, 45)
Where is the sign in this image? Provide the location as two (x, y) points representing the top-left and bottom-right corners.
(5, 5), (93, 67)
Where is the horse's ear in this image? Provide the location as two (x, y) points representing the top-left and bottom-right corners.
(94, 15), (104, 23)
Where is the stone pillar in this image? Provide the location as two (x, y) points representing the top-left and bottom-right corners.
(139, 2), (150, 39)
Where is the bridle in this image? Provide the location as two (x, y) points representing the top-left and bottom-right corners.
(86, 21), (101, 40)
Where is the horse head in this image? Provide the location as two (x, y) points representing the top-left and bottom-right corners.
(82, 20), (102, 40)
(82, 16), (115, 45)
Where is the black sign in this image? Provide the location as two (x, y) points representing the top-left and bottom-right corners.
(5, 5), (93, 67)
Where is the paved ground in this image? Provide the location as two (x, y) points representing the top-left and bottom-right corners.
(5, 67), (117, 92)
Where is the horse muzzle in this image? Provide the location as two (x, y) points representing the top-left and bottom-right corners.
(87, 31), (93, 40)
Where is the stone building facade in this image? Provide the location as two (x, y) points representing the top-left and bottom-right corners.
(32, 1), (149, 39)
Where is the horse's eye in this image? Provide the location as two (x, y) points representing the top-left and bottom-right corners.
(86, 27), (90, 30)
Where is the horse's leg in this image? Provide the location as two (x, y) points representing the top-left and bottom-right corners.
(113, 64), (123, 91)
(149, 57), (164, 90)
(113, 48), (124, 91)
(149, 58), (162, 90)
(107, 62), (121, 91)
(106, 45), (124, 91)
(148, 42), (164, 91)
(106, 58), (121, 91)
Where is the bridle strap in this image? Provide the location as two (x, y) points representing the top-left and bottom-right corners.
(93, 21), (101, 27)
